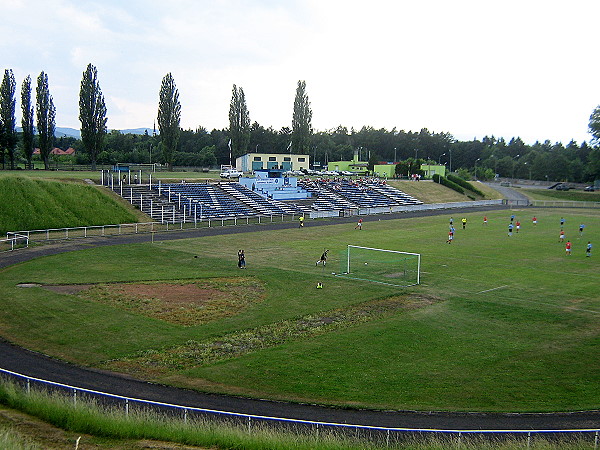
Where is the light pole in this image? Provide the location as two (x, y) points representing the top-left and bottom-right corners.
(524, 162), (532, 180)
(449, 148), (452, 173)
(474, 158), (481, 180)
(394, 147), (397, 163)
(439, 153), (446, 164)
(414, 148), (419, 160)
(512, 154), (520, 179)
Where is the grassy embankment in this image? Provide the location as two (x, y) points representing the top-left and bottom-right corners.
(519, 187), (600, 202)
(0, 176), (143, 235)
(0, 382), (594, 450)
(389, 179), (502, 203)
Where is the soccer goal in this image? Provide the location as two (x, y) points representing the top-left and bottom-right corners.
(337, 245), (420, 287)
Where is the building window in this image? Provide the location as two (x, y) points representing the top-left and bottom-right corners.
(269, 157), (276, 161)
(284, 157), (291, 162)
(253, 157), (262, 161)
(298, 157), (306, 162)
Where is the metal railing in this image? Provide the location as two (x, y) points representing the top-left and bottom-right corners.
(6, 215), (301, 243)
(0, 233), (29, 252)
(505, 199), (600, 208)
(0, 368), (598, 447)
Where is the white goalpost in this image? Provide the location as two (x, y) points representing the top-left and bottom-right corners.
(337, 245), (421, 287)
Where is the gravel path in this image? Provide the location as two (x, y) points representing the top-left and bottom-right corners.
(2, 205), (599, 431)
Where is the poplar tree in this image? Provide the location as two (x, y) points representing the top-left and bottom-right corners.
(0, 69), (17, 169)
(36, 71), (56, 170)
(291, 80), (312, 155)
(228, 84), (250, 159)
(589, 105), (600, 144)
(79, 63), (107, 170)
(21, 75), (35, 169)
(157, 73), (181, 171)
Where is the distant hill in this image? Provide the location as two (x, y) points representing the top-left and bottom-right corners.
(55, 127), (80, 138)
(16, 127), (156, 138)
(119, 127), (156, 135)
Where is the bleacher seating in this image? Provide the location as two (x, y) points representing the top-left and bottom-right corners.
(297, 179), (422, 210)
(220, 183), (305, 215)
(158, 183), (255, 219)
(147, 179), (423, 221)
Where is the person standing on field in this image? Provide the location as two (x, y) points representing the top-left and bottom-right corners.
(237, 249), (246, 268)
(586, 241), (592, 257)
(579, 223), (585, 236)
(565, 240), (572, 256)
(316, 249), (329, 266)
(559, 230), (565, 243)
(508, 223), (514, 236)
(299, 216), (304, 228)
(560, 217), (565, 229)
(461, 217), (467, 229)
(355, 218), (363, 230)
(515, 220), (521, 233)
(532, 216), (537, 226)
(483, 215), (488, 225)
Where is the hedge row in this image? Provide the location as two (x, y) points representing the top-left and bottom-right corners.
(432, 174), (465, 194)
(447, 174), (485, 196)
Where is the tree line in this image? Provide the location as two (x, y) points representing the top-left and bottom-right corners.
(1, 66), (600, 182)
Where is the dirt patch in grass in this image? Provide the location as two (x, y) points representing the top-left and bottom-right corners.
(42, 278), (265, 327)
(103, 293), (442, 378)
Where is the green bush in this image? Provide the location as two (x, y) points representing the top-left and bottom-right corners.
(447, 174), (485, 196)
(432, 174), (465, 194)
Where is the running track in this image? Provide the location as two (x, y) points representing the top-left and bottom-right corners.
(1, 206), (599, 430)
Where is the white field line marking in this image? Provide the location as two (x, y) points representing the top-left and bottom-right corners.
(477, 285), (509, 294)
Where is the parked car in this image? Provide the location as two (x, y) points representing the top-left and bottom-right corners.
(584, 185), (596, 192)
(219, 169), (243, 179)
(555, 184), (570, 191)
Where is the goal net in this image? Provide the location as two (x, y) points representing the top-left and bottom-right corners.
(337, 245), (420, 287)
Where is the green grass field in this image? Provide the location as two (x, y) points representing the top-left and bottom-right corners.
(0, 207), (598, 413)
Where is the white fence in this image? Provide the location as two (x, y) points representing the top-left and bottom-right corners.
(5, 214), (301, 243)
(529, 200), (600, 208)
(0, 233), (29, 252)
(0, 368), (598, 447)
(6, 200), (507, 243)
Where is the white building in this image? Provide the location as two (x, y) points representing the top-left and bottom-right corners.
(236, 153), (310, 173)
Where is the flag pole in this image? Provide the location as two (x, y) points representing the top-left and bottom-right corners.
(228, 139), (232, 166)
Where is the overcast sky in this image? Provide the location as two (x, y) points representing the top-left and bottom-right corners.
(2, 0), (599, 144)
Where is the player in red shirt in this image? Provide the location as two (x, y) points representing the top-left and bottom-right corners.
(565, 240), (572, 255)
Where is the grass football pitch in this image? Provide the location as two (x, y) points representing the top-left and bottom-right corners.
(0, 207), (598, 412)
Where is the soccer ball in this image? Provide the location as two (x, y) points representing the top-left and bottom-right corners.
(364, 262), (368, 265)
